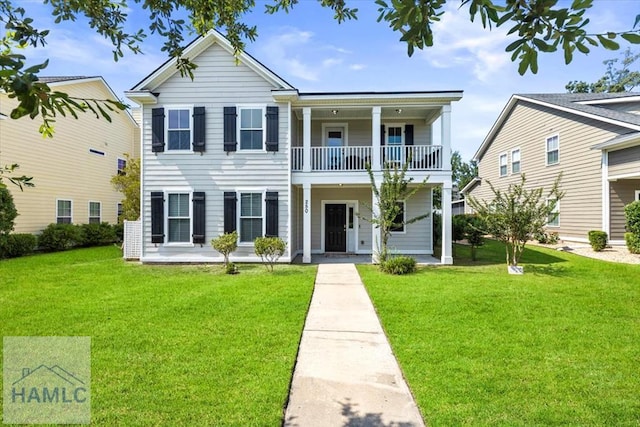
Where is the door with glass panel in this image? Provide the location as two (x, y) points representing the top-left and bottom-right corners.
(326, 128), (344, 170)
(386, 125), (403, 166)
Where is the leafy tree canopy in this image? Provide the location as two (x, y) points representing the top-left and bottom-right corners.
(566, 48), (640, 93)
(451, 151), (478, 194)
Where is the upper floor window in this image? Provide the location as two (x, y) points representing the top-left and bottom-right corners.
(57, 200), (72, 224)
(511, 149), (521, 174)
(390, 201), (406, 233)
(167, 193), (190, 242)
(89, 202), (101, 224)
(117, 203), (124, 223)
(499, 153), (508, 177)
(546, 135), (559, 165)
(240, 192), (263, 242)
(168, 109), (191, 150)
(547, 198), (559, 227)
(239, 108), (264, 150)
(117, 158), (127, 176)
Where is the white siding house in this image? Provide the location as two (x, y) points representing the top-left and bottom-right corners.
(127, 30), (462, 264)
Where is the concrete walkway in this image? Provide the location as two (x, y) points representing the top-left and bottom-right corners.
(284, 263), (425, 427)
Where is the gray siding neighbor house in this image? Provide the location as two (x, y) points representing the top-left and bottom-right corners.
(126, 30), (462, 264)
(464, 93), (640, 244)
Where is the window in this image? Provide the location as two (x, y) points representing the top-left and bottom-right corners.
(117, 203), (123, 223)
(499, 153), (508, 177)
(391, 201), (405, 233)
(89, 148), (105, 156)
(546, 135), (559, 165)
(89, 202), (101, 224)
(239, 108), (264, 150)
(240, 192), (263, 242)
(167, 193), (190, 242)
(547, 199), (560, 227)
(511, 149), (521, 174)
(57, 200), (72, 224)
(167, 109), (191, 150)
(117, 158), (127, 176)
(635, 190), (640, 201)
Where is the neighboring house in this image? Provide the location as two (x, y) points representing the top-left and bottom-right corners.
(0, 76), (139, 233)
(463, 93), (640, 244)
(126, 30), (462, 264)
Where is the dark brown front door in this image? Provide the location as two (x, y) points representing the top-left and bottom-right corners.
(325, 204), (346, 252)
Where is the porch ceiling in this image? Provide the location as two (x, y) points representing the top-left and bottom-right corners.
(292, 106), (441, 123)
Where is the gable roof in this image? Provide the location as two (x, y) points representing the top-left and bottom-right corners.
(129, 29), (294, 94)
(473, 92), (640, 161)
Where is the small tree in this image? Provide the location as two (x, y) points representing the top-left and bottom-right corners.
(0, 187), (18, 255)
(359, 161), (429, 263)
(467, 174), (563, 267)
(211, 231), (237, 269)
(254, 236), (286, 272)
(110, 154), (140, 221)
(465, 214), (485, 262)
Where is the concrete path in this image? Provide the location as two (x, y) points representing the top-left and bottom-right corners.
(284, 263), (425, 427)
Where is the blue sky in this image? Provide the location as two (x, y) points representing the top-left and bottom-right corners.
(23, 0), (640, 161)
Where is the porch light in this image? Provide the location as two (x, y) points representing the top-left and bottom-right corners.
(395, 108), (402, 114)
(332, 109), (339, 115)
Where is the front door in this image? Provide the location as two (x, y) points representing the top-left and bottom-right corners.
(325, 204), (346, 252)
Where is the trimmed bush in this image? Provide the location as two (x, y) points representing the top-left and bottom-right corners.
(625, 232), (640, 254)
(78, 223), (117, 247)
(588, 230), (608, 252)
(2, 233), (37, 258)
(380, 256), (416, 275)
(254, 236), (286, 271)
(452, 215), (467, 242)
(211, 231), (238, 269)
(113, 223), (124, 242)
(38, 223), (82, 252)
(535, 231), (560, 245)
(0, 188), (17, 248)
(624, 201), (640, 236)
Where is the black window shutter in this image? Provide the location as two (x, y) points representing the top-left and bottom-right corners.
(224, 192), (237, 233)
(192, 192), (205, 244)
(192, 107), (206, 153)
(223, 107), (237, 152)
(151, 191), (164, 243)
(265, 106), (279, 152)
(405, 124), (414, 146)
(265, 192), (278, 237)
(152, 108), (165, 153)
(380, 124), (385, 146)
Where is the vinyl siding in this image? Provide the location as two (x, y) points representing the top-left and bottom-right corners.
(609, 179), (640, 239)
(608, 146), (640, 177)
(140, 42), (290, 261)
(306, 119), (432, 147)
(472, 100), (632, 241)
(0, 80), (138, 233)
(387, 187), (433, 253)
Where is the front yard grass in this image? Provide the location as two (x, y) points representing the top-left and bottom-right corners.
(359, 241), (640, 426)
(0, 246), (316, 426)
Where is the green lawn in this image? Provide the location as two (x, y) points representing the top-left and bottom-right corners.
(359, 241), (640, 426)
(0, 246), (316, 426)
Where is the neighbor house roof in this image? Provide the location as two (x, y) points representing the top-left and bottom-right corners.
(473, 92), (640, 161)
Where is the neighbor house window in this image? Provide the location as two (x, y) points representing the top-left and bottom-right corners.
(57, 200), (72, 224)
(239, 108), (264, 150)
(117, 158), (127, 175)
(499, 153), (508, 177)
(547, 198), (559, 227)
(117, 203), (123, 223)
(89, 201), (101, 224)
(391, 201), (406, 233)
(167, 193), (190, 242)
(167, 109), (191, 150)
(546, 135), (559, 165)
(240, 192), (263, 242)
(511, 149), (521, 174)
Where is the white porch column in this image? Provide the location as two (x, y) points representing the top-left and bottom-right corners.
(371, 106), (381, 171)
(303, 183), (312, 263)
(440, 105), (452, 170)
(441, 183), (453, 265)
(371, 180), (381, 263)
(303, 107), (312, 172)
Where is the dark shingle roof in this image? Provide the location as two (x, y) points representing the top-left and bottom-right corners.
(39, 76), (95, 83)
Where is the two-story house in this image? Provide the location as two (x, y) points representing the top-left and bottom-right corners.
(126, 30), (461, 264)
(0, 76), (139, 233)
(464, 93), (640, 244)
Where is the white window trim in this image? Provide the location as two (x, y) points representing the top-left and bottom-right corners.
(511, 148), (521, 174)
(383, 123), (406, 146)
(499, 152), (508, 177)
(321, 122), (349, 146)
(635, 190), (640, 201)
(237, 104), (267, 152)
(56, 199), (73, 224)
(88, 201), (102, 224)
(547, 198), (560, 228)
(117, 157), (127, 175)
(546, 134), (560, 166)
(237, 188), (266, 245)
(165, 105), (193, 153)
(164, 189), (194, 246)
(390, 200), (407, 234)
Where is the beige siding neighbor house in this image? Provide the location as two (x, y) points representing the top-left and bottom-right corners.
(126, 30), (462, 264)
(464, 93), (640, 244)
(0, 77), (139, 233)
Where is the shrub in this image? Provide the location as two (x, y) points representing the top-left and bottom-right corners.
(2, 233), (37, 258)
(625, 232), (640, 254)
(38, 223), (81, 252)
(211, 231), (237, 268)
(452, 215), (468, 242)
(254, 236), (286, 271)
(624, 200), (640, 235)
(78, 223), (117, 247)
(535, 231), (560, 245)
(380, 255), (416, 275)
(0, 187), (17, 238)
(432, 212), (441, 247)
(465, 214), (485, 261)
(588, 230), (608, 252)
(113, 223), (124, 242)
(225, 262), (239, 275)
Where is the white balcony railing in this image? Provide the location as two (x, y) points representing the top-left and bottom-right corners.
(291, 145), (442, 172)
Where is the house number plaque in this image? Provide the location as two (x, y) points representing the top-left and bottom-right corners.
(304, 200), (309, 214)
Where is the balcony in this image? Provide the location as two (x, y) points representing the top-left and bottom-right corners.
(291, 145), (442, 172)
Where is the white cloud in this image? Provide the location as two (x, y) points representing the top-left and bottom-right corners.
(259, 28), (321, 81)
(349, 64), (366, 71)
